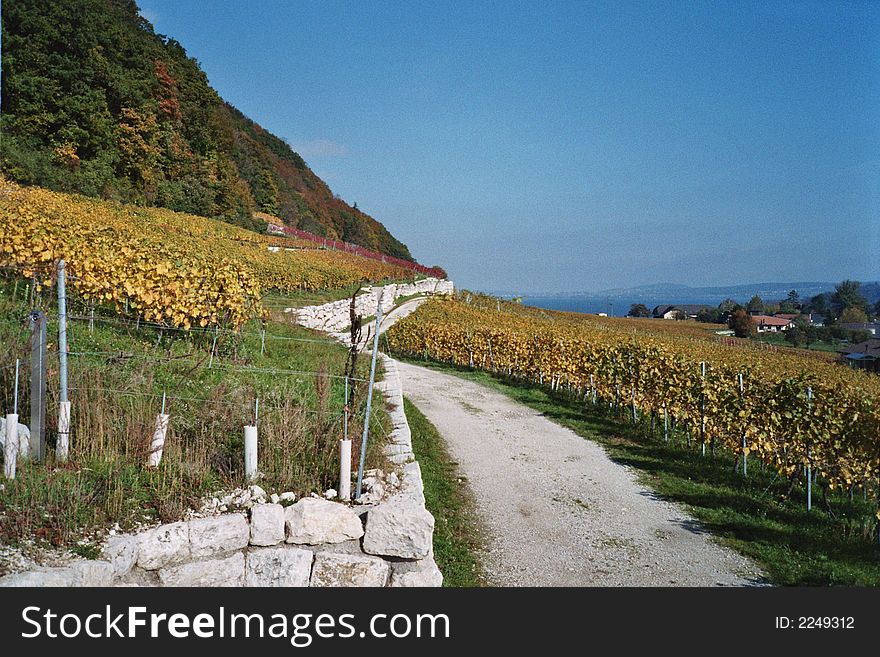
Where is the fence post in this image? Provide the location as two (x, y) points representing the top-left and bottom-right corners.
(147, 392), (169, 468)
(339, 377), (351, 500)
(3, 413), (17, 480)
(29, 310), (47, 462)
(806, 386), (812, 512)
(244, 412), (258, 481)
(739, 372), (746, 476)
(699, 361), (706, 456)
(57, 260), (70, 461)
(356, 291), (384, 499)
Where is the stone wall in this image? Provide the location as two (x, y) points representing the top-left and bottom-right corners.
(290, 277), (454, 333)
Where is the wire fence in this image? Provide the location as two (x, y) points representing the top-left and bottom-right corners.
(0, 260), (388, 494)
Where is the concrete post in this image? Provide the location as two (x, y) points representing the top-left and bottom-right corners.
(244, 425), (258, 481)
(147, 413), (170, 467)
(3, 414), (17, 479)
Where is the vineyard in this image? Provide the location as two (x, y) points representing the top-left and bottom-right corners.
(0, 178), (423, 329)
(386, 295), (880, 500)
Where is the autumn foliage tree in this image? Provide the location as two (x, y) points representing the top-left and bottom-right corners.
(728, 308), (756, 337)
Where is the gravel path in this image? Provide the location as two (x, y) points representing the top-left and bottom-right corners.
(396, 359), (765, 587)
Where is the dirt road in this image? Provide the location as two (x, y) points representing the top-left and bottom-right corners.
(395, 359), (764, 587)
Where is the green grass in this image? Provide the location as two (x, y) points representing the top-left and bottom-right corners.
(752, 331), (839, 353)
(0, 275), (389, 563)
(398, 357), (880, 586)
(404, 397), (485, 587)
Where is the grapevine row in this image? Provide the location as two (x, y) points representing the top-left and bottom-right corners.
(0, 179), (422, 328)
(386, 297), (880, 493)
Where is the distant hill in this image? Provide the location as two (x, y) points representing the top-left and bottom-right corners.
(0, 0), (413, 260)
(520, 282), (840, 305)
(595, 281), (840, 305)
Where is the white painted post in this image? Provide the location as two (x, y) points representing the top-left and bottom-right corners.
(147, 413), (169, 467)
(244, 425), (258, 481)
(339, 439), (352, 500)
(56, 401), (71, 462)
(3, 414), (17, 480)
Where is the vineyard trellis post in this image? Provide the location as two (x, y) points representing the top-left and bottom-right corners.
(29, 309), (47, 462)
(244, 397), (259, 481)
(56, 259), (71, 462)
(806, 386), (812, 512)
(356, 290), (384, 500)
(147, 392), (169, 468)
(699, 361), (706, 456)
(739, 372), (746, 477)
(339, 377), (351, 500)
(3, 361), (21, 480)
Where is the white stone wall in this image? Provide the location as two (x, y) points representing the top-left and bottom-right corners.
(290, 277), (454, 333)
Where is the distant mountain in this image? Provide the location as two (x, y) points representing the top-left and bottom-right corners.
(514, 282), (849, 306)
(593, 282), (840, 305)
(0, 0), (413, 260)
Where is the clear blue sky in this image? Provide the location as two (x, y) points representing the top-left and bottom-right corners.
(142, 0), (878, 294)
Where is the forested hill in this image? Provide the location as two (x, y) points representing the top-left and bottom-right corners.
(1, 0), (414, 260)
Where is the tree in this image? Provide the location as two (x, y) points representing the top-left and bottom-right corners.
(718, 298), (738, 313)
(778, 290), (800, 314)
(671, 310), (686, 321)
(628, 303), (650, 318)
(809, 293), (829, 317)
(728, 308), (756, 338)
(785, 326), (806, 347)
(831, 280), (868, 314)
(747, 295), (765, 315)
(696, 307), (722, 323)
(839, 306), (868, 324)
(875, 299), (880, 319)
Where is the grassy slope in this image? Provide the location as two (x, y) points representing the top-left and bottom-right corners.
(404, 397), (485, 587)
(399, 358), (880, 586)
(0, 277), (388, 563)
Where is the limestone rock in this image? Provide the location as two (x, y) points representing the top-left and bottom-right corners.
(363, 497), (434, 559)
(102, 534), (138, 578)
(248, 484), (267, 502)
(390, 556), (443, 587)
(249, 503), (285, 546)
(245, 547), (312, 587)
(0, 568), (74, 587)
(188, 514), (249, 559)
(158, 552), (244, 587)
(310, 552), (390, 587)
(285, 498), (364, 545)
(136, 521), (190, 570)
(69, 560), (114, 586)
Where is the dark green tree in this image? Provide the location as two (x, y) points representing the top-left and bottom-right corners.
(746, 295), (765, 315)
(628, 303), (650, 318)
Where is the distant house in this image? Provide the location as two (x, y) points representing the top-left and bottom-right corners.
(751, 315), (794, 333)
(838, 322), (880, 336)
(652, 304), (712, 320)
(807, 313), (825, 327)
(838, 338), (880, 373)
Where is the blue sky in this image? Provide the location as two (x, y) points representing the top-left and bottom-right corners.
(142, 1), (878, 294)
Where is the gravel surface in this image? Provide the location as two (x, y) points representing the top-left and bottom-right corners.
(396, 359), (766, 587)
